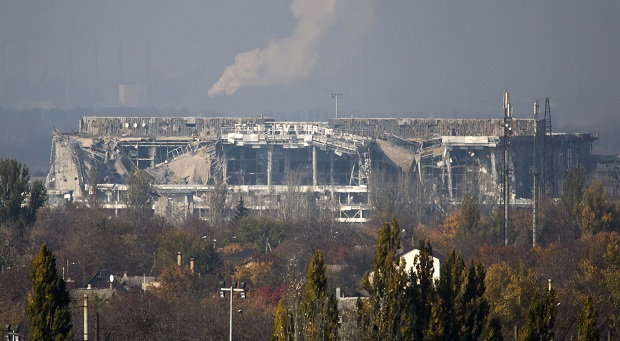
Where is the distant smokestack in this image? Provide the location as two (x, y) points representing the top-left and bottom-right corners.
(190, 257), (195, 273)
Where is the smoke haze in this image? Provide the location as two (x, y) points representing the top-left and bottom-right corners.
(208, 0), (338, 96)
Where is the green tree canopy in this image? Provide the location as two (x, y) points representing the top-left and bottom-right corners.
(26, 244), (73, 341)
(126, 170), (154, 218)
(560, 166), (586, 230)
(300, 249), (339, 340)
(577, 296), (599, 341)
(519, 284), (557, 341)
(579, 181), (614, 235)
(0, 158), (46, 226)
(359, 219), (409, 340)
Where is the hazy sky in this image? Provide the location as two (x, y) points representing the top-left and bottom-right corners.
(1, 0), (619, 125)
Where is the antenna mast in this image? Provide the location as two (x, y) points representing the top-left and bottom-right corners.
(543, 98), (554, 197)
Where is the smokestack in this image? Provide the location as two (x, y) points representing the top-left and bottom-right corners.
(190, 257), (195, 273)
(83, 294), (89, 341)
(177, 251), (182, 266)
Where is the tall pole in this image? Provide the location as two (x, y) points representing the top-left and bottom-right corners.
(219, 281), (246, 341)
(83, 294), (89, 341)
(532, 100), (540, 248)
(229, 284), (233, 341)
(331, 93), (342, 119)
(503, 91), (512, 246)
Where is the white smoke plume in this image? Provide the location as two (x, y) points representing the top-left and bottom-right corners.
(208, 0), (336, 97)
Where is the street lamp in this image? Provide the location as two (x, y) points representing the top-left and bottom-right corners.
(331, 93), (342, 119)
(219, 280), (246, 341)
(5, 324), (20, 341)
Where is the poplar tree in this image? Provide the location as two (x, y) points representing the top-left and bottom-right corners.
(577, 296), (599, 341)
(271, 300), (290, 341)
(26, 244), (73, 341)
(359, 219), (408, 340)
(427, 249), (492, 341)
(519, 285), (556, 341)
(299, 249), (339, 341)
(405, 239), (436, 340)
(427, 249), (466, 340)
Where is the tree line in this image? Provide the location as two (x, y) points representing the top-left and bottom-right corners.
(3, 157), (620, 339)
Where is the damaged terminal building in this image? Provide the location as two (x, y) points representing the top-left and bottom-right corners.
(46, 110), (598, 223)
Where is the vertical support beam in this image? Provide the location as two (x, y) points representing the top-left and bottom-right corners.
(533, 170), (538, 248)
(149, 146), (156, 168)
(184, 194), (189, 220)
(491, 148), (497, 185)
(312, 146), (317, 187)
(446, 148), (453, 199)
(329, 151), (334, 186)
(240, 147), (245, 185)
(267, 146), (273, 187)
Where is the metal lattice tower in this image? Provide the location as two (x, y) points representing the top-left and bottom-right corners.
(543, 98), (554, 197)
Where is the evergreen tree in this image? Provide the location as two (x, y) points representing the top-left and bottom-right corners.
(271, 299), (290, 341)
(26, 244), (73, 341)
(232, 196), (249, 222)
(299, 249), (339, 340)
(427, 249), (491, 341)
(359, 219), (408, 340)
(519, 285), (556, 341)
(577, 296), (599, 341)
(427, 249), (465, 340)
(460, 263), (489, 340)
(406, 239), (436, 340)
(0, 159), (46, 226)
(482, 316), (504, 341)
(459, 192), (481, 234)
(229, 196), (249, 237)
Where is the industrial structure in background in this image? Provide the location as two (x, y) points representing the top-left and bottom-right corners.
(45, 94), (600, 224)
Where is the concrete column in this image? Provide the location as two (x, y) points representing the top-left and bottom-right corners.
(312, 146), (317, 187)
(184, 194), (189, 220)
(491, 148), (497, 185)
(149, 146), (156, 168)
(329, 151), (334, 186)
(446, 148), (453, 198)
(267, 146), (273, 187)
(240, 147), (245, 185)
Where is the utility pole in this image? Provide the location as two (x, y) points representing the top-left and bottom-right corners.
(531, 100), (540, 248)
(331, 93), (342, 119)
(503, 91), (512, 246)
